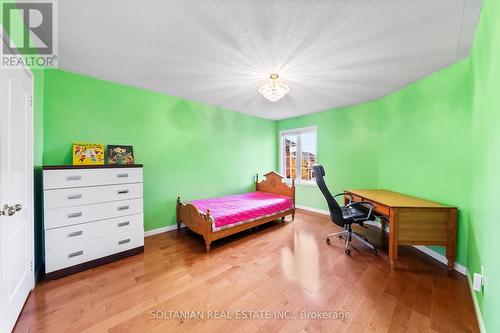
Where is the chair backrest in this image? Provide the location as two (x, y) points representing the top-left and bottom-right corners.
(313, 164), (345, 227)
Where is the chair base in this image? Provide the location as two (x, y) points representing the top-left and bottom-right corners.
(326, 229), (377, 255)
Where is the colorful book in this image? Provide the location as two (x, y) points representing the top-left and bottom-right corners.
(107, 145), (134, 165)
(72, 143), (105, 165)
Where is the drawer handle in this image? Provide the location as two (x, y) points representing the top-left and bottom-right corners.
(117, 205), (129, 211)
(118, 238), (130, 245)
(68, 250), (83, 258)
(68, 230), (83, 237)
(66, 175), (81, 181)
(68, 212), (82, 218)
(67, 194), (82, 200)
(118, 221), (130, 227)
(117, 190), (129, 195)
(117, 173), (129, 178)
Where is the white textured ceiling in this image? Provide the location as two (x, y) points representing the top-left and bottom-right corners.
(58, 0), (482, 120)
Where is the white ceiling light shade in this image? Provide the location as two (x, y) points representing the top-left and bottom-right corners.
(259, 74), (290, 102)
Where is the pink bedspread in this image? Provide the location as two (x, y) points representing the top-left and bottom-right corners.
(191, 191), (294, 231)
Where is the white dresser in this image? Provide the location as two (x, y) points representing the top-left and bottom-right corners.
(43, 165), (144, 279)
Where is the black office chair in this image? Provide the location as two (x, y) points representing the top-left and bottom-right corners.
(313, 165), (377, 255)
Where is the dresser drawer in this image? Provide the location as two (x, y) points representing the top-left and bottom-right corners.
(45, 228), (144, 273)
(45, 241), (95, 273)
(45, 213), (143, 249)
(44, 183), (143, 209)
(43, 168), (143, 190)
(44, 198), (143, 230)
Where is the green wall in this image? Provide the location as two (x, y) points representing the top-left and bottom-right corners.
(41, 69), (276, 231)
(277, 102), (381, 208)
(31, 0), (499, 329)
(277, 59), (471, 266)
(468, 0), (500, 330)
(375, 61), (472, 265)
(278, 0), (500, 329)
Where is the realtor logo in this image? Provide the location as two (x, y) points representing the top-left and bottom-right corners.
(1, 0), (58, 68)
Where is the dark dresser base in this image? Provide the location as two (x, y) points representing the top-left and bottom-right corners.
(45, 246), (144, 280)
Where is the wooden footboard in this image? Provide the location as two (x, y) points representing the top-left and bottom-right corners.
(177, 171), (295, 252)
(177, 197), (213, 251)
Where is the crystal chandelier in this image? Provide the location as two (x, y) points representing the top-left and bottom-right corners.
(259, 73), (290, 102)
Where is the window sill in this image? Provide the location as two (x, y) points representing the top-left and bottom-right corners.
(285, 180), (317, 187)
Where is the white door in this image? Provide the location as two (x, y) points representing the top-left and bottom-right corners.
(0, 68), (34, 333)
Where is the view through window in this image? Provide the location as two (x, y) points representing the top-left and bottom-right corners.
(281, 127), (317, 183)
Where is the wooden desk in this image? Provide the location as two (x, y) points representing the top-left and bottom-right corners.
(344, 189), (457, 270)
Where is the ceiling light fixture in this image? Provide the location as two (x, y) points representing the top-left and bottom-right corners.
(259, 73), (290, 102)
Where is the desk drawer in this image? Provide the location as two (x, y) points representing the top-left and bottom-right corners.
(44, 198), (143, 230)
(43, 168), (143, 190)
(45, 213), (143, 249)
(45, 228), (144, 273)
(372, 202), (390, 216)
(44, 183), (143, 209)
(349, 194), (389, 216)
(351, 195), (363, 203)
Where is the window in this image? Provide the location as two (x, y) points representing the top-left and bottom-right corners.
(280, 126), (317, 184)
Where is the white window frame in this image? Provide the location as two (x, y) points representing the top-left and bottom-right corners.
(279, 126), (317, 186)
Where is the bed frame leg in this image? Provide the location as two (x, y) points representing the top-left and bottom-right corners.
(291, 213), (295, 221)
(176, 196), (181, 231)
(204, 238), (211, 252)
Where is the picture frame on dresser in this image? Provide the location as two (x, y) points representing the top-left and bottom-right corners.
(42, 164), (144, 279)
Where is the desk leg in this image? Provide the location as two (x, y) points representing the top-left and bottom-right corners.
(446, 208), (458, 271)
(389, 208), (399, 268)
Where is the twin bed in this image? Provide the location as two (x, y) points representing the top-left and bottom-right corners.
(177, 171), (295, 251)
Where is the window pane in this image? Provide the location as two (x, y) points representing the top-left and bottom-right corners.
(281, 128), (316, 182)
(301, 131), (316, 181)
(284, 135), (297, 180)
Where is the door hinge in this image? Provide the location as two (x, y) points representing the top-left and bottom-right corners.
(30, 96), (33, 106)
(30, 261), (33, 272)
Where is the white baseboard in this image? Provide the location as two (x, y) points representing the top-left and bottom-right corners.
(467, 273), (486, 333)
(412, 245), (467, 275)
(297, 204), (467, 275)
(144, 223), (184, 237)
(295, 205), (330, 215)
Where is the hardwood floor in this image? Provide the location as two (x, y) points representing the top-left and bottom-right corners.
(15, 209), (479, 332)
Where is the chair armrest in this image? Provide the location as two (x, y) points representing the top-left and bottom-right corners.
(334, 192), (352, 204)
(345, 201), (374, 220)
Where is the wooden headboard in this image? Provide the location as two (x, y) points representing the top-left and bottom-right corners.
(256, 171), (295, 203)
